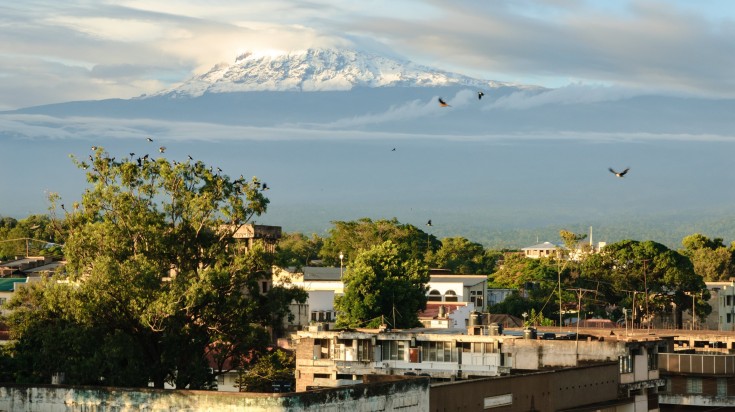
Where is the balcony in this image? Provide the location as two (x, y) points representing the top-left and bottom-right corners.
(659, 353), (735, 376)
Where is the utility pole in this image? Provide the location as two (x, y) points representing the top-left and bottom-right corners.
(568, 287), (597, 365)
(642, 259), (650, 331)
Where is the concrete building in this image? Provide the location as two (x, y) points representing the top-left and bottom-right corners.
(521, 241), (561, 259)
(292, 326), (667, 411)
(657, 331), (735, 409)
(274, 267), (488, 331)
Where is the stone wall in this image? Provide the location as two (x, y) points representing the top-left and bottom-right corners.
(0, 378), (429, 412)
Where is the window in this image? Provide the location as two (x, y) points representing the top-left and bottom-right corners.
(470, 290), (484, 308)
(381, 341), (408, 361)
(717, 378), (728, 396)
(647, 350), (658, 370)
(428, 290), (442, 302)
(357, 339), (372, 361)
(261, 281), (269, 293)
(419, 341), (457, 362)
(444, 290), (458, 302)
(687, 377), (703, 394)
(619, 355), (633, 373)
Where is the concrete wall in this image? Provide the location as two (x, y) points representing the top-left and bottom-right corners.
(429, 363), (621, 412)
(0, 379), (430, 412)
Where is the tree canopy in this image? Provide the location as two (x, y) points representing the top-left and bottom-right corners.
(319, 218), (438, 267)
(3, 148), (305, 389)
(579, 239), (708, 328)
(334, 240), (429, 329)
(426, 236), (500, 274)
(680, 233), (735, 281)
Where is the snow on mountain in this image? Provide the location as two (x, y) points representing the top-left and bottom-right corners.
(156, 48), (515, 98)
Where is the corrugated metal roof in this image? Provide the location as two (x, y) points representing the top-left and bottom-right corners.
(521, 241), (560, 251)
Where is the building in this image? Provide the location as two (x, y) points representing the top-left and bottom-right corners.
(292, 325), (667, 411)
(418, 302), (475, 329)
(426, 272), (487, 311)
(0, 277), (35, 316)
(274, 267), (488, 331)
(521, 241), (560, 259)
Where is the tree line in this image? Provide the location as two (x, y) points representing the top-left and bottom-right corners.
(1, 146), (733, 390)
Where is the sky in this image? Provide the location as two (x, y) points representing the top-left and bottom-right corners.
(2, 0), (735, 111)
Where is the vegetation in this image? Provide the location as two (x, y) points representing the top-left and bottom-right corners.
(235, 348), (295, 392)
(2, 148), (306, 389)
(335, 240), (429, 329)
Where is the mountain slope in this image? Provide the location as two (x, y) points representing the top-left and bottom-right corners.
(155, 48), (522, 98)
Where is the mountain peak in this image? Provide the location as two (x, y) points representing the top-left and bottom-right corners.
(157, 48), (509, 98)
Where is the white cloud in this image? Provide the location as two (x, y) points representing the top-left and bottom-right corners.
(489, 83), (643, 110)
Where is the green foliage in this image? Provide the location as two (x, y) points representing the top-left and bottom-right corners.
(319, 218), (438, 266)
(426, 236), (500, 274)
(276, 232), (323, 268)
(335, 240), (429, 329)
(579, 239), (708, 328)
(3, 148), (305, 389)
(235, 348), (295, 392)
(680, 233), (735, 281)
(0, 214), (63, 260)
(489, 293), (552, 321)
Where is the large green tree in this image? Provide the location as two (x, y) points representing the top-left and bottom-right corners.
(680, 233), (735, 281)
(580, 239), (708, 329)
(4, 148), (305, 389)
(426, 236), (500, 274)
(335, 240), (429, 329)
(276, 232), (323, 268)
(319, 218), (438, 267)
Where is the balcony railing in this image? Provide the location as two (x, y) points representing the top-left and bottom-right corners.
(659, 353), (735, 376)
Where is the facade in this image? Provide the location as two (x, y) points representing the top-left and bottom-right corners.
(292, 326), (667, 412)
(658, 331), (735, 408)
(425, 273), (487, 311)
(274, 267), (488, 330)
(521, 241), (560, 259)
(418, 302), (475, 329)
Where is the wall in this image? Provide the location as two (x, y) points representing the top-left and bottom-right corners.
(0, 379), (430, 412)
(429, 363), (621, 412)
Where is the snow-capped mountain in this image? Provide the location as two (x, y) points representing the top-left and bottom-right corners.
(157, 48), (516, 97)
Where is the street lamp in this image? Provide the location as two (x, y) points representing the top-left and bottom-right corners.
(339, 252), (344, 279)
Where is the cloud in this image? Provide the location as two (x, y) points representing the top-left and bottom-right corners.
(2, 112), (735, 144)
(1, 0), (735, 111)
(489, 83), (643, 110)
(313, 89), (476, 129)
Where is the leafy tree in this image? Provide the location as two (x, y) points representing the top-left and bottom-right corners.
(0, 214), (62, 260)
(335, 240), (429, 329)
(680, 233), (735, 281)
(488, 293), (555, 324)
(426, 236), (500, 274)
(5, 148), (305, 389)
(276, 232), (323, 268)
(235, 348), (295, 392)
(580, 239), (708, 329)
(319, 218), (438, 266)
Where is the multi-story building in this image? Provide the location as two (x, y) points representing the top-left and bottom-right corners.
(292, 326), (667, 411)
(274, 267), (488, 331)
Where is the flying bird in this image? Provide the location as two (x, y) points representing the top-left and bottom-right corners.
(159, 146), (166, 153)
(478, 91), (485, 100)
(91, 146), (97, 150)
(391, 148), (396, 152)
(438, 97), (450, 107)
(262, 183), (269, 190)
(426, 219), (432, 227)
(187, 155), (193, 160)
(609, 167), (630, 178)
(146, 137), (153, 142)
